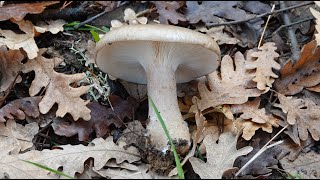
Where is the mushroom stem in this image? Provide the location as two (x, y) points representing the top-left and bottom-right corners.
(146, 64), (190, 152)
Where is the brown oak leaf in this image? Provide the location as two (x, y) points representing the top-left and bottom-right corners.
(274, 40), (320, 95)
(190, 52), (264, 113)
(0, 96), (41, 122)
(0, 1), (59, 21)
(246, 43), (280, 91)
(231, 98), (279, 124)
(152, 1), (186, 24)
(22, 49), (91, 121)
(52, 96), (138, 141)
(0, 46), (24, 102)
(273, 93), (320, 143)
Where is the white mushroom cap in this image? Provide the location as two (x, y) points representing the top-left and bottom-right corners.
(95, 24), (221, 84)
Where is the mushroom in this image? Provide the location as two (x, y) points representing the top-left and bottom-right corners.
(95, 24), (221, 152)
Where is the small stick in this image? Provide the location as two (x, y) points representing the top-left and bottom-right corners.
(207, 1), (314, 27)
(258, 4), (276, 49)
(280, 1), (300, 63)
(272, 17), (315, 35)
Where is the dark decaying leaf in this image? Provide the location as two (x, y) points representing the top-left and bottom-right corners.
(185, 1), (247, 25)
(0, 96), (42, 122)
(152, 1), (186, 24)
(234, 138), (281, 176)
(52, 95), (139, 141)
(241, 1), (271, 14)
(0, 1), (59, 21)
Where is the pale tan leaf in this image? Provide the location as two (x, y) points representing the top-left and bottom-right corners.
(0, 137), (140, 178)
(0, 120), (38, 155)
(235, 119), (277, 141)
(189, 132), (253, 179)
(231, 98), (279, 124)
(191, 52), (264, 113)
(310, 5), (320, 46)
(119, 80), (147, 100)
(123, 8), (148, 25)
(34, 19), (67, 34)
(22, 50), (91, 120)
(94, 164), (174, 179)
(273, 93), (320, 142)
(0, 19), (38, 59)
(246, 42), (280, 90)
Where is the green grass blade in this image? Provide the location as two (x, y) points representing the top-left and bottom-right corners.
(90, 30), (100, 42)
(22, 160), (74, 179)
(148, 96), (185, 179)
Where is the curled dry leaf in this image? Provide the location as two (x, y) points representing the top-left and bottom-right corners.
(22, 49), (91, 120)
(110, 8), (148, 30)
(0, 46), (24, 98)
(234, 138), (282, 175)
(0, 96), (41, 122)
(274, 40), (320, 95)
(189, 132), (253, 179)
(0, 1), (59, 21)
(273, 93), (320, 143)
(0, 120), (39, 155)
(152, 1), (186, 24)
(52, 96), (138, 141)
(190, 52), (264, 113)
(246, 42), (280, 91)
(0, 137), (140, 179)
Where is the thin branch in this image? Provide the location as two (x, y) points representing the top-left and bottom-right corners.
(280, 1), (300, 63)
(272, 17), (315, 35)
(207, 1), (314, 27)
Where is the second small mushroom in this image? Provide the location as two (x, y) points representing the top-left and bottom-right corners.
(95, 24), (221, 152)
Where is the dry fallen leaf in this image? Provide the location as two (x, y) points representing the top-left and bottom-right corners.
(0, 137), (140, 178)
(195, 25), (240, 45)
(22, 49), (91, 120)
(189, 132), (253, 179)
(123, 8), (148, 25)
(246, 43), (280, 91)
(0, 19), (39, 59)
(235, 138), (282, 175)
(190, 52), (264, 113)
(310, 2), (320, 46)
(0, 1), (59, 21)
(274, 40), (320, 95)
(231, 98), (278, 124)
(0, 96), (41, 122)
(0, 120), (38, 155)
(280, 151), (320, 179)
(185, 1), (247, 25)
(52, 96), (138, 141)
(0, 46), (24, 100)
(273, 93), (320, 143)
(152, 1), (186, 24)
(34, 19), (67, 34)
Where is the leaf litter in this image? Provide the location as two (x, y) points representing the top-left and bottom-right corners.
(0, 1), (320, 179)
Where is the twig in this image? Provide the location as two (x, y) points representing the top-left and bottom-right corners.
(258, 4), (276, 49)
(207, 1), (314, 27)
(74, 10), (108, 29)
(272, 17), (315, 35)
(280, 1), (300, 63)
